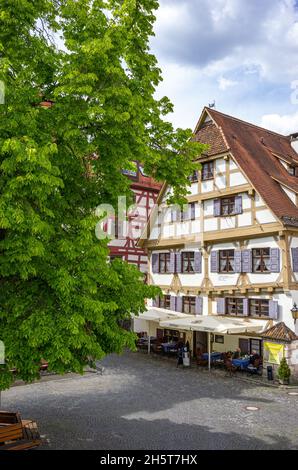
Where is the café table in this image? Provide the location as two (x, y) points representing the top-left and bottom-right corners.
(202, 352), (222, 362)
(232, 357), (251, 370)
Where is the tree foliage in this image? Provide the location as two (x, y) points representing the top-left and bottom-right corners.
(0, 0), (206, 389)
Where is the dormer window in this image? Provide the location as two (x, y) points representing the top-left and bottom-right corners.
(288, 165), (298, 177)
(201, 161), (214, 181)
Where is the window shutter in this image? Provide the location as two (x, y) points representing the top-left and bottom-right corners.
(202, 165), (207, 180)
(269, 300), (279, 320)
(291, 248), (298, 272)
(169, 253), (176, 274)
(175, 252), (182, 273)
(176, 297), (183, 313)
(171, 209), (177, 223)
(194, 252), (202, 273)
(216, 298), (226, 315)
(234, 195), (243, 215)
(234, 250), (242, 273)
(210, 251), (219, 272)
(152, 296), (159, 307)
(243, 299), (249, 316)
(195, 297), (203, 315)
(214, 199), (221, 217)
(191, 203), (196, 221)
(241, 249), (252, 273)
(270, 248), (280, 273)
(152, 253), (159, 273)
(170, 296), (176, 311)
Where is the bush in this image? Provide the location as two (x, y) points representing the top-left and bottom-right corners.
(278, 357), (291, 382)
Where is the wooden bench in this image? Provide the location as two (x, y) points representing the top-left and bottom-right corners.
(0, 411), (21, 425)
(0, 420), (41, 451)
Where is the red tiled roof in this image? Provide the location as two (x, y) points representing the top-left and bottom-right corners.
(200, 108), (298, 224)
(194, 121), (228, 156)
(261, 322), (298, 342)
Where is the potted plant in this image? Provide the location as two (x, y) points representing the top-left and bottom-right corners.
(278, 357), (291, 385)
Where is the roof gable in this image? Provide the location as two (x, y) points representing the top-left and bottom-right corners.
(261, 322), (298, 342)
(205, 108), (298, 224)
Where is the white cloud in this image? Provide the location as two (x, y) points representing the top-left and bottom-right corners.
(218, 77), (238, 91)
(261, 112), (298, 135)
(151, 0), (298, 131)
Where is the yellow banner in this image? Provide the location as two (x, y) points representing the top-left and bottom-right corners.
(264, 342), (284, 365)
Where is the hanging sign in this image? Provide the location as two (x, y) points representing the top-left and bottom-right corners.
(264, 341), (284, 365)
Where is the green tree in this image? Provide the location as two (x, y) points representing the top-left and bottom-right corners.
(278, 357), (291, 383)
(0, 0), (206, 389)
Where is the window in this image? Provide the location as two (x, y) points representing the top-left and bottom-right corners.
(159, 253), (171, 273)
(201, 161), (214, 181)
(183, 296), (196, 314)
(252, 248), (270, 273)
(181, 203), (196, 222)
(250, 339), (262, 356)
(162, 329), (185, 343)
(189, 170), (199, 183)
(182, 252), (195, 273)
(288, 166), (298, 177)
(226, 298), (244, 316)
(215, 335), (224, 344)
(159, 295), (171, 310)
(250, 299), (269, 317)
(219, 250), (235, 273)
(221, 196), (236, 216)
(239, 338), (262, 355)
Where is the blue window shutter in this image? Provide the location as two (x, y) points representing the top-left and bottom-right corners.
(270, 248), (280, 273)
(241, 250), (252, 273)
(210, 251), (219, 273)
(214, 199), (221, 217)
(191, 203), (196, 220)
(269, 300), (279, 320)
(176, 297), (183, 313)
(152, 296), (159, 307)
(234, 195), (242, 215)
(216, 298), (226, 315)
(170, 296), (176, 311)
(195, 297), (203, 315)
(175, 252), (182, 273)
(234, 250), (242, 273)
(243, 299), (249, 316)
(152, 253), (159, 273)
(169, 253), (176, 273)
(291, 248), (298, 272)
(194, 252), (202, 273)
(171, 209), (177, 223)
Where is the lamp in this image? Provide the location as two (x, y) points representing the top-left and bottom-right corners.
(291, 303), (298, 323)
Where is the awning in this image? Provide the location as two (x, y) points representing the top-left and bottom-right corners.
(135, 308), (193, 322)
(159, 315), (269, 334)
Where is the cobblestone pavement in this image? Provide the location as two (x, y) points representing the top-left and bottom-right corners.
(2, 351), (298, 450)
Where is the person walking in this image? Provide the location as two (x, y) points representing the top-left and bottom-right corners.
(177, 341), (184, 367)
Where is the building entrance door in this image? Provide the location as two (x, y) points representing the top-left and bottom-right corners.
(193, 331), (208, 356)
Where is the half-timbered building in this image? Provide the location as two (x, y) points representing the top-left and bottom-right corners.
(136, 107), (298, 377)
(108, 162), (162, 274)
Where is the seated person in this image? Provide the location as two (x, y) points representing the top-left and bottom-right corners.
(250, 350), (260, 364)
(232, 348), (241, 359)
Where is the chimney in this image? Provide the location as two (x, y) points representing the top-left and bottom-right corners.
(290, 133), (298, 154)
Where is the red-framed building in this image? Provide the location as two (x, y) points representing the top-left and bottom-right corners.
(108, 162), (162, 274)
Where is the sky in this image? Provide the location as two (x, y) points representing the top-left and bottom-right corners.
(150, 0), (298, 135)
